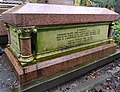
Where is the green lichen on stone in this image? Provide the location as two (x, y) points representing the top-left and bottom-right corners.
(21, 38), (112, 66)
(34, 39), (112, 63)
(7, 22), (113, 66)
(35, 23), (109, 54)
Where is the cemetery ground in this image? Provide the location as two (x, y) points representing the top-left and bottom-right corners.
(0, 48), (120, 92)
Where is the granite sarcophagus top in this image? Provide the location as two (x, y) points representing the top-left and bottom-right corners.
(2, 3), (119, 26)
(1, 3), (120, 84)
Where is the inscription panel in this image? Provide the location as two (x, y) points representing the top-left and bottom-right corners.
(10, 26), (20, 53)
(36, 24), (109, 53)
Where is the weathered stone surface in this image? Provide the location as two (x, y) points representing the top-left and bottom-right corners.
(0, 19), (8, 44)
(5, 43), (117, 84)
(2, 3), (119, 85)
(7, 20), (113, 64)
(1, 3), (119, 26)
(0, 19), (7, 36)
(35, 23), (109, 54)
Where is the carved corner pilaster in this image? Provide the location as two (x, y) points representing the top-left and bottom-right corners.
(108, 22), (114, 39)
(17, 27), (37, 63)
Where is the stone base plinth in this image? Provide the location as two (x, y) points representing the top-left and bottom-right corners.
(5, 43), (117, 85)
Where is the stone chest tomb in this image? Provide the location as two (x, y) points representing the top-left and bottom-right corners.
(2, 3), (119, 85)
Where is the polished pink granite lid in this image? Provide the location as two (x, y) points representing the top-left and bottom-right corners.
(1, 3), (119, 26)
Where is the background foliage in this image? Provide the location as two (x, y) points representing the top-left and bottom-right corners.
(113, 22), (120, 44)
(74, 0), (116, 10)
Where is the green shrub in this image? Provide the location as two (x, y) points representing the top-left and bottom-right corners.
(92, 0), (116, 9)
(113, 22), (120, 44)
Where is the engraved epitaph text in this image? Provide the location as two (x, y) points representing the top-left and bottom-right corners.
(37, 24), (109, 53)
